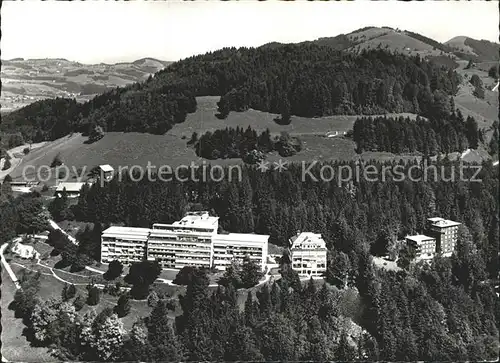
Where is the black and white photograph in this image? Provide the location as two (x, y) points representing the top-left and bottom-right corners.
(0, 0), (499, 362)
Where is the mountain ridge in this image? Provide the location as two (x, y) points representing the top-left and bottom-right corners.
(304, 26), (499, 63)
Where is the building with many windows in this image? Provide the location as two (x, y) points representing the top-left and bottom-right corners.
(100, 211), (269, 271)
(289, 232), (327, 277)
(426, 217), (461, 257)
(213, 233), (269, 272)
(147, 211), (218, 269)
(101, 226), (151, 265)
(405, 234), (437, 260)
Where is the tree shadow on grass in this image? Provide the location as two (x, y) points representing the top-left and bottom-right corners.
(21, 326), (48, 348)
(54, 259), (71, 270)
(273, 116), (292, 125)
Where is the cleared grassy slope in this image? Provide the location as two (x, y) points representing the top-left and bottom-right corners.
(7, 96), (430, 183)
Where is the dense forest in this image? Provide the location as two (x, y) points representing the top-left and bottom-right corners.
(62, 159), (499, 279)
(193, 127), (302, 160)
(160, 46), (460, 118)
(11, 257), (499, 361)
(3, 157), (499, 361)
(352, 110), (487, 154)
(2, 45), (461, 144)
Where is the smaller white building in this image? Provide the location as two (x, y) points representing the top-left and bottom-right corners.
(290, 232), (327, 277)
(212, 233), (269, 272)
(12, 241), (40, 260)
(99, 164), (114, 181)
(405, 234), (436, 261)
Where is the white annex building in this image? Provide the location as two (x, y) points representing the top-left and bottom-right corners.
(289, 232), (327, 277)
(405, 234), (437, 261)
(101, 211), (269, 271)
(98, 164), (114, 181)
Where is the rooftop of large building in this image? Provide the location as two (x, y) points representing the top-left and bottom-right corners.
(406, 234), (436, 245)
(102, 226), (151, 241)
(154, 211), (219, 229)
(427, 217), (461, 228)
(151, 212), (219, 232)
(213, 233), (269, 245)
(290, 232), (327, 250)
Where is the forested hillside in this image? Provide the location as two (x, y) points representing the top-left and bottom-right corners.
(39, 159), (499, 361)
(1, 45), (461, 143)
(157, 46), (460, 118)
(351, 110), (493, 155)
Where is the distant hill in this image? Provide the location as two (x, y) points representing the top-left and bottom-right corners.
(132, 57), (172, 67)
(307, 27), (499, 66)
(0, 57), (172, 112)
(445, 36), (500, 61)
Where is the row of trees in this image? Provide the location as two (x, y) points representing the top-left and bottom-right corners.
(194, 127), (302, 160)
(352, 110), (482, 154)
(470, 74), (485, 99)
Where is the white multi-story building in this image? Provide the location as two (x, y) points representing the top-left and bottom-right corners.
(147, 211), (218, 269)
(100, 211), (269, 272)
(426, 217), (461, 257)
(213, 233), (269, 272)
(101, 226), (151, 265)
(405, 234), (436, 260)
(289, 232), (327, 277)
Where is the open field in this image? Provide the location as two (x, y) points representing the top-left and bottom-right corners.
(6, 96), (436, 183)
(174, 96), (424, 137)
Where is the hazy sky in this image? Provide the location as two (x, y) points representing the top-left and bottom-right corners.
(2, 1), (498, 64)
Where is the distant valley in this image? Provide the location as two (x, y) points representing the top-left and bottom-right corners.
(1, 57), (171, 112)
